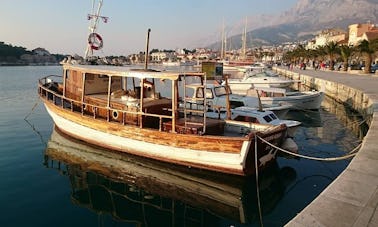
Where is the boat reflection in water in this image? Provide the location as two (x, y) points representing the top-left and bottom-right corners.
(285, 95), (368, 139)
(44, 127), (297, 226)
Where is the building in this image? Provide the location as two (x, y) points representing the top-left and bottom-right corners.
(348, 23), (378, 46)
(307, 28), (348, 49)
(150, 51), (176, 62)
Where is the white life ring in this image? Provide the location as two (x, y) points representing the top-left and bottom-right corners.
(88, 33), (103, 50)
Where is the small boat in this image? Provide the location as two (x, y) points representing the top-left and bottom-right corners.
(38, 64), (290, 176)
(44, 127), (297, 224)
(230, 107), (300, 136)
(184, 83), (292, 119)
(235, 62), (271, 72)
(249, 87), (325, 110)
(227, 70), (296, 94)
(206, 107), (300, 152)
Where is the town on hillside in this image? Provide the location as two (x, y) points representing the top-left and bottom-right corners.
(1, 22), (378, 73)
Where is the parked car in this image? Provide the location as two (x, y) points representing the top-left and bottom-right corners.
(371, 64), (378, 73)
(349, 63), (364, 70)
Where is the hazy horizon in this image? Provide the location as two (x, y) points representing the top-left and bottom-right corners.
(0, 0), (298, 56)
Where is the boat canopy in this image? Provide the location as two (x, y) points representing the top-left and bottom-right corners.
(63, 64), (204, 80)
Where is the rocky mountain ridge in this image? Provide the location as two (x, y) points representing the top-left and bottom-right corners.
(209, 0), (378, 49)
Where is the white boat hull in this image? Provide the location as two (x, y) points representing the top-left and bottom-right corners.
(261, 91), (324, 110)
(45, 104), (249, 173)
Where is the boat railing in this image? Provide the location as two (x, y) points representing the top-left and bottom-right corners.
(38, 75), (173, 131)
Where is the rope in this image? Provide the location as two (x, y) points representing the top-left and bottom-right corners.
(257, 135), (361, 161)
(24, 101), (39, 120)
(24, 100), (47, 145)
(255, 135), (264, 227)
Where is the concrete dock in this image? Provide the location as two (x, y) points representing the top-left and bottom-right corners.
(274, 67), (378, 227)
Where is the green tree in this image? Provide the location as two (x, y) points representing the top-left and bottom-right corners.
(356, 39), (378, 73)
(339, 45), (352, 71)
(324, 41), (339, 70)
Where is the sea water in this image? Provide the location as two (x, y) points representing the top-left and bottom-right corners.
(0, 66), (364, 226)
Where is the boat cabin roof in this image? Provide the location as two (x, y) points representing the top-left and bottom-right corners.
(63, 64), (204, 80)
(253, 87), (286, 94)
(185, 83), (225, 90)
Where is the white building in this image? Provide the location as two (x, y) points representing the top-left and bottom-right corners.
(307, 28), (348, 49)
(348, 23), (378, 46)
(150, 51), (176, 62)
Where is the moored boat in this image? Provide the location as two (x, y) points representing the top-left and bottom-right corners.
(227, 70), (296, 94)
(249, 87), (325, 110)
(183, 83), (292, 119)
(38, 64), (289, 176)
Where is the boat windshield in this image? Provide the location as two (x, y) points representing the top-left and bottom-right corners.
(214, 86), (230, 96)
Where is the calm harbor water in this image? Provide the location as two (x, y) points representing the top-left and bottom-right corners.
(0, 66), (365, 227)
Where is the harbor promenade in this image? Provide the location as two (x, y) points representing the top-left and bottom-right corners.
(278, 67), (378, 227)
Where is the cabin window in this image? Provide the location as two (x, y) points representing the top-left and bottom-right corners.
(229, 101), (243, 109)
(196, 88), (204, 98)
(205, 88), (213, 99)
(83, 73), (110, 95)
(269, 113), (277, 120)
(263, 115), (273, 123)
(214, 86), (227, 96)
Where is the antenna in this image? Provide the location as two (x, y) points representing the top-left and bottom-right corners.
(84, 0), (109, 60)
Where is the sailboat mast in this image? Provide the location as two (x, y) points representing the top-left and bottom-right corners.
(221, 20), (225, 60)
(241, 17), (247, 60)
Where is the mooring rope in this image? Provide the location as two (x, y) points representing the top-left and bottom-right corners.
(254, 134), (264, 227)
(24, 101), (39, 120)
(24, 100), (47, 145)
(257, 135), (361, 161)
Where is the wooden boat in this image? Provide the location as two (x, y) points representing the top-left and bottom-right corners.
(44, 126), (297, 225)
(38, 64), (289, 176)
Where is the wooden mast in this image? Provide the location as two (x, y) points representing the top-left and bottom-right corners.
(225, 75), (231, 120)
(144, 28), (151, 70)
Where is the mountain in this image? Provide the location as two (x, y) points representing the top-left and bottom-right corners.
(209, 0), (378, 49)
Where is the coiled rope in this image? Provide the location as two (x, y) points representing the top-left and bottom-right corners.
(257, 135), (361, 161)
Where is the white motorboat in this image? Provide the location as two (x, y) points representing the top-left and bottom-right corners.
(207, 107), (300, 135)
(206, 107), (299, 153)
(227, 70), (296, 94)
(249, 87), (325, 110)
(235, 62), (270, 72)
(183, 83), (292, 119)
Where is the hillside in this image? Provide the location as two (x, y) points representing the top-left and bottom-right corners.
(0, 42), (64, 65)
(209, 0), (378, 49)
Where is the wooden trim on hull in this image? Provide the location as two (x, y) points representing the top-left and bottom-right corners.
(43, 101), (253, 175)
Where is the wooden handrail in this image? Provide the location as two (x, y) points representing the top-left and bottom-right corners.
(38, 82), (173, 130)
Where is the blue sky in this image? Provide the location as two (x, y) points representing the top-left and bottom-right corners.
(0, 0), (297, 56)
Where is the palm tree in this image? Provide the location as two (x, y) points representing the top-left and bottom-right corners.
(324, 41), (339, 70)
(356, 38), (378, 73)
(339, 45), (352, 71)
